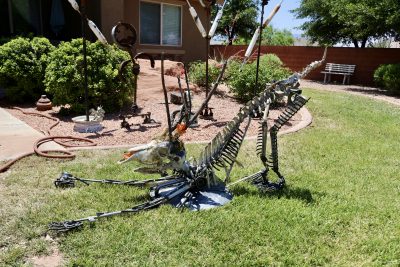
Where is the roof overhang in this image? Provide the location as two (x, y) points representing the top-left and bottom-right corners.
(182, 0), (224, 5)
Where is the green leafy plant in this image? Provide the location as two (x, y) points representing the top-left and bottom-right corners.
(374, 63), (400, 94)
(44, 39), (133, 113)
(0, 37), (55, 102)
(226, 54), (291, 102)
(234, 26), (295, 46)
(211, 0), (258, 45)
(293, 0), (400, 47)
(188, 60), (220, 89)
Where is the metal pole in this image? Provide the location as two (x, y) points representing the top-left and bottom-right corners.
(7, 0), (14, 34)
(81, 0), (89, 121)
(255, 1), (267, 97)
(205, 7), (210, 109)
(132, 74), (138, 110)
(161, 53), (173, 141)
(39, 0), (43, 35)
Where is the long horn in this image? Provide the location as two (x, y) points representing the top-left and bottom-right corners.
(208, 0), (228, 38)
(134, 52), (155, 68)
(241, 0), (283, 67)
(186, 0), (207, 38)
(177, 76), (190, 123)
(183, 63), (192, 114)
(161, 53), (173, 141)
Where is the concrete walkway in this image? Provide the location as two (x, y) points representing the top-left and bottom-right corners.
(0, 107), (64, 161)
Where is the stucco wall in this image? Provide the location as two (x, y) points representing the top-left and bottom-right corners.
(211, 45), (400, 86)
(100, 0), (208, 62)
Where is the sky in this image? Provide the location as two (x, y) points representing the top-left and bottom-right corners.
(262, 0), (307, 36)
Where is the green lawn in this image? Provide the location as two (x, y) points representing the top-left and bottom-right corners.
(1, 89), (399, 266)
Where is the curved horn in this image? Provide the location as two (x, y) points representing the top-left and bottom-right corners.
(118, 59), (132, 80)
(134, 52), (155, 68)
(161, 53), (173, 141)
(299, 47), (328, 79)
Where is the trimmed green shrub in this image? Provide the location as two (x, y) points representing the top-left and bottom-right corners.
(188, 60), (220, 88)
(0, 37), (55, 102)
(374, 64), (400, 94)
(44, 39), (133, 113)
(226, 54), (291, 102)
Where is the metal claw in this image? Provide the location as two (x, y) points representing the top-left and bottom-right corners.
(49, 220), (84, 232)
(54, 172), (79, 188)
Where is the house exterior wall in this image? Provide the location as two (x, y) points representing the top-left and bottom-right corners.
(100, 0), (208, 62)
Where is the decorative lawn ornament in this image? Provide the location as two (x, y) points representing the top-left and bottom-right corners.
(49, 49), (327, 233)
(72, 106), (105, 133)
(112, 22), (155, 112)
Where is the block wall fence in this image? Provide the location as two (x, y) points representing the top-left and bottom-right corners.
(210, 46), (400, 86)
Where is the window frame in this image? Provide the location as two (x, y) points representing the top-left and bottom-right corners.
(139, 0), (183, 47)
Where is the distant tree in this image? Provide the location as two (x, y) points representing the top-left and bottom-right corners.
(234, 26), (295, 46)
(261, 26), (294, 46)
(368, 37), (394, 48)
(211, 0), (258, 45)
(293, 0), (400, 48)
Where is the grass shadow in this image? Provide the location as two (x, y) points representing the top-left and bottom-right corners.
(346, 87), (400, 98)
(231, 184), (317, 204)
(122, 192), (151, 203)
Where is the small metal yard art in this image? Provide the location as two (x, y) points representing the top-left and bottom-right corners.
(119, 112), (157, 131)
(112, 22), (155, 112)
(111, 22), (160, 131)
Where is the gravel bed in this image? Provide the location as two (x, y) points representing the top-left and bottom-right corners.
(2, 59), (303, 147)
(3, 90), (301, 146)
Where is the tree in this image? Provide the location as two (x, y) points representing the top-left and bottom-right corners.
(234, 26), (295, 46)
(261, 26), (295, 46)
(293, 0), (400, 48)
(211, 0), (259, 44)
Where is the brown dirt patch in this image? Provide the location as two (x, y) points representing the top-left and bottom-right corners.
(29, 235), (64, 267)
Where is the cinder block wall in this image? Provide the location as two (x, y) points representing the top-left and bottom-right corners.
(211, 46), (400, 86)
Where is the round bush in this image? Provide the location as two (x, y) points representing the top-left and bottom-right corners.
(0, 37), (55, 102)
(374, 64), (400, 94)
(226, 54), (291, 102)
(188, 60), (220, 88)
(44, 39), (133, 113)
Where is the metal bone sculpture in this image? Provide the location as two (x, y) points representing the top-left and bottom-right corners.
(49, 49), (326, 232)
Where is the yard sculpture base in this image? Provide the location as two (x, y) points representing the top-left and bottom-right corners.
(49, 50), (326, 233)
(72, 107), (105, 133)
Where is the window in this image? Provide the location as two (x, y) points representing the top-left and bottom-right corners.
(140, 2), (181, 46)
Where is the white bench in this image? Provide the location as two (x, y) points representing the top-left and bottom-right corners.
(321, 63), (356, 85)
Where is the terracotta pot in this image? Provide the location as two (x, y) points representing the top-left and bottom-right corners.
(36, 95), (52, 111)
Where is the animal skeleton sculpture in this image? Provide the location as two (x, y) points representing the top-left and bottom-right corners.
(49, 49), (326, 232)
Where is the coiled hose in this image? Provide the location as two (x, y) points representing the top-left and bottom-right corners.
(0, 108), (96, 173)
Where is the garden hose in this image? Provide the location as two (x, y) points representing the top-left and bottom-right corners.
(0, 108), (96, 173)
